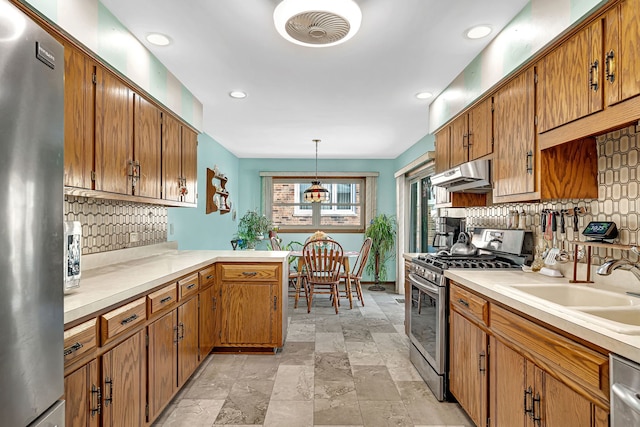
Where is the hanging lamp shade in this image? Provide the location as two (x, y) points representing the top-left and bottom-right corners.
(304, 139), (330, 203)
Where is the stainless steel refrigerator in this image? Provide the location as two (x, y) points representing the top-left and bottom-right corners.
(0, 0), (65, 425)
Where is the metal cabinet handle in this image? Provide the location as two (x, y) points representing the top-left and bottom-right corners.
(532, 392), (541, 425)
(273, 296), (278, 311)
(160, 296), (172, 304)
(524, 386), (533, 418)
(478, 351), (486, 374)
(174, 325), (179, 344)
(179, 322), (185, 340)
(526, 150), (533, 174)
(589, 59), (599, 92)
(91, 385), (101, 417)
(63, 341), (83, 357)
(242, 271), (258, 276)
(605, 50), (615, 83)
(104, 377), (113, 407)
(186, 283), (196, 290)
(212, 297), (217, 311)
(206, 274), (214, 280)
(457, 298), (469, 307)
(462, 133), (469, 148)
(120, 313), (138, 325)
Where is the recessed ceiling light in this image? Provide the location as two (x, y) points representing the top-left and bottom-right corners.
(146, 33), (172, 46)
(416, 92), (433, 100)
(229, 91), (247, 99)
(465, 25), (492, 40)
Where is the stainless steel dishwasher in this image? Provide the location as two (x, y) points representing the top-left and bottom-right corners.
(611, 354), (640, 426)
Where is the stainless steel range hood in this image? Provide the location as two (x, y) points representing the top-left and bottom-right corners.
(431, 159), (491, 193)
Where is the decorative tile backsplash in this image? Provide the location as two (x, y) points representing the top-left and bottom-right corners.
(64, 196), (168, 254)
(466, 125), (640, 265)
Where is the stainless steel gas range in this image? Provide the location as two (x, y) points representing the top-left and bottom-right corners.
(408, 228), (533, 401)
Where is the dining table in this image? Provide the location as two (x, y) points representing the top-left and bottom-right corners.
(289, 250), (360, 273)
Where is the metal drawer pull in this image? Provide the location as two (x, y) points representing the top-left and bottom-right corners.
(457, 298), (469, 307)
(242, 271), (258, 276)
(63, 341), (83, 357)
(104, 377), (113, 407)
(120, 313), (138, 325)
(206, 274), (214, 280)
(273, 296), (277, 310)
(91, 385), (101, 417)
(160, 296), (172, 304)
(186, 283), (196, 290)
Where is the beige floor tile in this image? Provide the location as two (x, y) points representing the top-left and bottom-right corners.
(263, 400), (314, 427)
(160, 399), (224, 427)
(315, 396), (364, 425)
(271, 365), (314, 401)
(358, 400), (413, 426)
(316, 331), (347, 352)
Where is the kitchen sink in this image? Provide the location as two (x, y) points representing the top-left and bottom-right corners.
(504, 284), (640, 307)
(574, 307), (640, 335)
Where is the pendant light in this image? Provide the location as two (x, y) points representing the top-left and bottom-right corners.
(303, 139), (330, 203)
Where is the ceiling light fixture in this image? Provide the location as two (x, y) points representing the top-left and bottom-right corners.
(273, 0), (362, 48)
(229, 91), (247, 99)
(465, 25), (492, 40)
(146, 33), (172, 46)
(303, 139), (330, 203)
(415, 92), (433, 100)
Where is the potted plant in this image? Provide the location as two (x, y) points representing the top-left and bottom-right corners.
(365, 213), (397, 291)
(236, 209), (273, 249)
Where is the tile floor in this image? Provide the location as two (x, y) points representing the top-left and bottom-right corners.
(153, 287), (473, 427)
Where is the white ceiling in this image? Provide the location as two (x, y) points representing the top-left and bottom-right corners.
(100, 0), (529, 159)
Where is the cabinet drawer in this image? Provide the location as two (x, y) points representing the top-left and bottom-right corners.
(64, 318), (97, 365)
(147, 283), (177, 316)
(100, 297), (146, 345)
(219, 263), (279, 282)
(199, 264), (216, 289)
(490, 304), (609, 400)
(450, 282), (488, 326)
(178, 273), (199, 300)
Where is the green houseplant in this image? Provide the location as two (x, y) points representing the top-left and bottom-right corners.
(365, 213), (397, 291)
(236, 209), (272, 249)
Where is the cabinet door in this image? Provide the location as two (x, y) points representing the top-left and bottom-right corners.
(493, 67), (536, 200)
(102, 330), (144, 427)
(134, 95), (161, 199)
(468, 97), (493, 160)
(199, 286), (217, 359)
(538, 22), (602, 133)
(181, 127), (198, 204)
(449, 310), (487, 427)
(95, 66), (134, 194)
(604, 0), (640, 106)
(63, 43), (95, 190)
(162, 113), (182, 202)
(177, 297), (200, 387)
(64, 360), (99, 427)
(147, 311), (177, 422)
(489, 337), (527, 427)
(449, 115), (469, 167)
(434, 127), (450, 174)
(220, 282), (275, 346)
(539, 368), (592, 427)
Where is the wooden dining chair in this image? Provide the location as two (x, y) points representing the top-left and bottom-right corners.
(302, 238), (344, 314)
(270, 237), (307, 309)
(340, 237), (372, 308)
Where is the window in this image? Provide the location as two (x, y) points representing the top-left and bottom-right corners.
(262, 172), (378, 233)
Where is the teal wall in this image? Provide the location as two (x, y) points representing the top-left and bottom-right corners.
(394, 133), (435, 172)
(168, 133), (239, 249)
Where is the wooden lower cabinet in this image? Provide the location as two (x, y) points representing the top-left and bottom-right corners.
(489, 337), (602, 427)
(147, 296), (199, 422)
(220, 282), (277, 346)
(101, 330), (145, 427)
(449, 310), (488, 427)
(64, 359), (100, 427)
(199, 284), (218, 358)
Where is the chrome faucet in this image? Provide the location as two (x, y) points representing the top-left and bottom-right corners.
(596, 259), (640, 281)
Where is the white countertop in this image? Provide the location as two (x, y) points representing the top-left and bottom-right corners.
(445, 269), (640, 363)
(64, 249), (289, 325)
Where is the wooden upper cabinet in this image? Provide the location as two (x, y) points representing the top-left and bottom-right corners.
(434, 127), (451, 174)
(181, 127), (198, 205)
(449, 114), (469, 167)
(94, 65), (134, 194)
(468, 97), (493, 160)
(604, 0), (640, 107)
(493, 67), (537, 202)
(63, 42), (95, 189)
(538, 19), (603, 133)
(133, 95), (161, 199)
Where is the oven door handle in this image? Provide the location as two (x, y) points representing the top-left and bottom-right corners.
(612, 382), (640, 415)
(409, 273), (441, 294)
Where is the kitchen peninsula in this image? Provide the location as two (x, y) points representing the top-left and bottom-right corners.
(63, 244), (289, 426)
